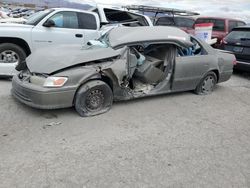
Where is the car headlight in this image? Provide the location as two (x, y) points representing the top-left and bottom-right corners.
(43, 77), (68, 88)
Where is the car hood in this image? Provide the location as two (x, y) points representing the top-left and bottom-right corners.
(0, 22), (31, 27)
(26, 45), (121, 74)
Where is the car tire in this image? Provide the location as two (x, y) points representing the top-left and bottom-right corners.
(194, 71), (217, 95)
(0, 43), (26, 65)
(74, 80), (113, 117)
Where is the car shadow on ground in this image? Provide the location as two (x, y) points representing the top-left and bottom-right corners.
(12, 91), (192, 119)
(1, 76), (228, 118)
(233, 70), (250, 80)
(11, 85), (229, 118)
(115, 91), (191, 105)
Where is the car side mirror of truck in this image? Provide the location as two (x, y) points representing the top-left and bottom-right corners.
(43, 20), (55, 27)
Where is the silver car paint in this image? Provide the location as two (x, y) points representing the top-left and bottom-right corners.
(109, 26), (194, 48)
(12, 26), (235, 110)
(26, 44), (122, 74)
(26, 27), (193, 75)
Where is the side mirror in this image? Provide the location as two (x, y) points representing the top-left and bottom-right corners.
(43, 19), (55, 27)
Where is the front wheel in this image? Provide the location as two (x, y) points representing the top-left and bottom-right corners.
(74, 80), (113, 117)
(194, 71), (217, 95)
(0, 43), (26, 64)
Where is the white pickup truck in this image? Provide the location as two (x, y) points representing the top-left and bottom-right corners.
(0, 8), (101, 76)
(0, 7), (152, 76)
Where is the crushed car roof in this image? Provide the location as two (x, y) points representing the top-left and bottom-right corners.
(109, 26), (193, 48)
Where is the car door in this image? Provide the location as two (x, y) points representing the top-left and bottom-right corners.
(172, 39), (214, 91)
(31, 11), (99, 51)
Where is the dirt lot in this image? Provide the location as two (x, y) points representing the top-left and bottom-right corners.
(0, 72), (250, 188)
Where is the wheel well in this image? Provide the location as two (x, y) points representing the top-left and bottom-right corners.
(0, 37), (31, 56)
(101, 76), (113, 91)
(72, 77), (113, 106)
(211, 70), (219, 83)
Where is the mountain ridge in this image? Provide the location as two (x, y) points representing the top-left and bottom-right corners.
(2, 0), (92, 9)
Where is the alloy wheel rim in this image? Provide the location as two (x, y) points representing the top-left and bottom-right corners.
(201, 76), (215, 93)
(0, 50), (20, 64)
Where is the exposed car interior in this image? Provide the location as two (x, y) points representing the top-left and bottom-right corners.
(122, 39), (208, 93)
(125, 43), (177, 93)
(178, 37), (207, 56)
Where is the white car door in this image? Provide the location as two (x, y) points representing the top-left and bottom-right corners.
(31, 10), (100, 51)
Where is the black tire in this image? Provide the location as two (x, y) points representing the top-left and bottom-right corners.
(74, 80), (113, 117)
(194, 71), (217, 95)
(0, 43), (26, 64)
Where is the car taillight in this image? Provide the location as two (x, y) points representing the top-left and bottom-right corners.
(233, 59), (237, 65)
(221, 38), (228, 45)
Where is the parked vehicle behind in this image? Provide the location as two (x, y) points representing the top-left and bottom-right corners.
(123, 5), (198, 32)
(12, 26), (235, 117)
(0, 6), (152, 76)
(0, 7), (27, 23)
(195, 17), (246, 47)
(89, 5), (153, 27)
(155, 16), (195, 34)
(221, 26), (250, 71)
(0, 8), (101, 76)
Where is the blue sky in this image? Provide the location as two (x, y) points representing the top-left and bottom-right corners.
(68, 0), (250, 21)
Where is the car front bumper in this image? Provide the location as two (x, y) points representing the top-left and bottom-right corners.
(12, 75), (77, 109)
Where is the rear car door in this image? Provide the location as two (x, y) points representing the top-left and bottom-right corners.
(172, 38), (215, 91)
(31, 10), (99, 51)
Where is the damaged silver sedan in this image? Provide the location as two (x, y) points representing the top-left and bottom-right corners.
(12, 26), (235, 116)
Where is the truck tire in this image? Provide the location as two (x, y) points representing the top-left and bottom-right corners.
(0, 43), (26, 64)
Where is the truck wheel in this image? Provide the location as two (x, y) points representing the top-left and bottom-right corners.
(74, 80), (113, 117)
(194, 71), (217, 95)
(0, 43), (26, 64)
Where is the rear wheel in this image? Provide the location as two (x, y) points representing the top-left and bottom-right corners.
(74, 80), (113, 117)
(0, 43), (26, 64)
(194, 71), (217, 95)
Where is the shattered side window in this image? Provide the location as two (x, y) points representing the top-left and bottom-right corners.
(178, 38), (207, 57)
(103, 8), (149, 26)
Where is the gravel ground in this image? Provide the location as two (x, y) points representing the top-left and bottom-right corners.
(0, 72), (250, 188)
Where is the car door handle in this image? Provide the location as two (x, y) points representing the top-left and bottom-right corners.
(75, 34), (83, 38)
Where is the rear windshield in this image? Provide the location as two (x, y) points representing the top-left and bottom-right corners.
(103, 8), (149, 26)
(174, 17), (195, 28)
(155, 17), (194, 28)
(155, 17), (174, 26)
(195, 18), (225, 31)
(225, 30), (250, 41)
